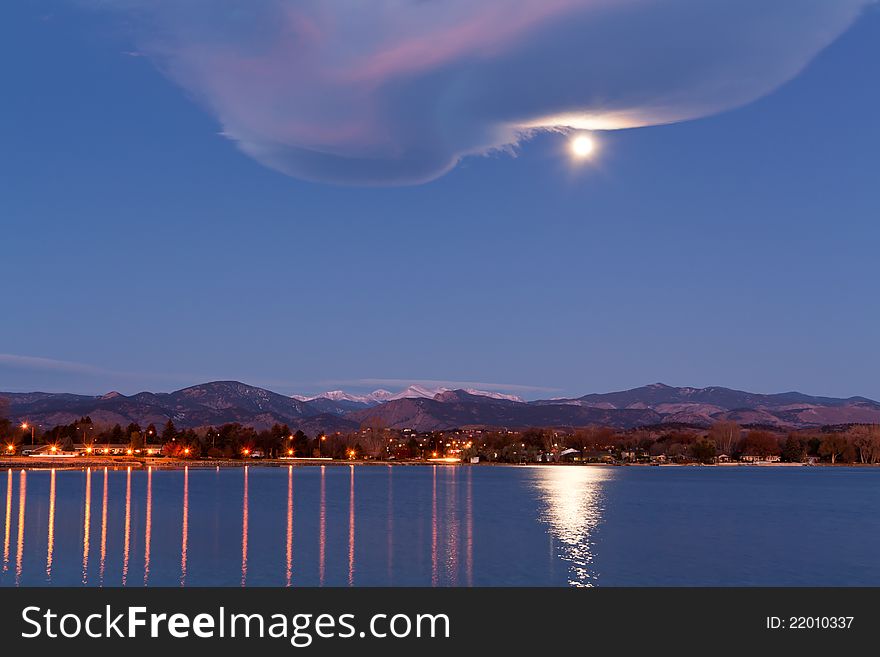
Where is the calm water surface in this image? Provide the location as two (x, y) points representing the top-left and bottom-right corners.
(1, 465), (878, 587)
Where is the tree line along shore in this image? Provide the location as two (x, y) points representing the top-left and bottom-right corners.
(2, 416), (880, 466)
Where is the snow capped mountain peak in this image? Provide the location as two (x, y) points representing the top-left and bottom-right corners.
(293, 390), (369, 403)
(462, 388), (524, 403)
(294, 385), (525, 404)
(366, 389), (394, 402)
(388, 385), (448, 401)
(322, 390), (365, 402)
(389, 385), (524, 402)
(292, 389), (396, 405)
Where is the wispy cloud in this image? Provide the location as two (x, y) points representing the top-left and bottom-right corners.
(83, 0), (871, 184)
(0, 355), (559, 399)
(0, 353), (216, 391)
(0, 353), (110, 375)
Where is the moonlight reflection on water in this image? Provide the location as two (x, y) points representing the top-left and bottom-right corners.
(531, 466), (612, 587)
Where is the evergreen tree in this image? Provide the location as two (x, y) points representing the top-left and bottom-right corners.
(161, 419), (177, 443)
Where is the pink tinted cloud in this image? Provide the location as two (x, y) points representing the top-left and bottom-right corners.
(340, 0), (606, 83)
(91, 0), (871, 185)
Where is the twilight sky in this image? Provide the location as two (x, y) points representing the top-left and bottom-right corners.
(1, 1), (879, 400)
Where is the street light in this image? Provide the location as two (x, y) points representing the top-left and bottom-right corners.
(21, 422), (35, 445)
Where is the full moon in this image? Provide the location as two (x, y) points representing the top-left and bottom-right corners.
(570, 134), (595, 159)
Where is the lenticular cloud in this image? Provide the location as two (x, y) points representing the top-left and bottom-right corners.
(96, 0), (870, 185)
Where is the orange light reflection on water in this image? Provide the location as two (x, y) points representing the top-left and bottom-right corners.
(46, 469), (56, 582)
(180, 466), (189, 586)
(144, 467), (152, 585)
(99, 468), (109, 585)
(15, 470), (26, 585)
(3, 469), (13, 573)
(285, 466), (293, 587)
(347, 465), (355, 586)
(241, 466), (248, 587)
(122, 467), (131, 586)
(81, 468), (91, 584)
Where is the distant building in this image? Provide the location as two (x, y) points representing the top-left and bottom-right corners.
(582, 450), (614, 463)
(741, 454), (781, 463)
(26, 443), (161, 457)
(559, 448), (581, 462)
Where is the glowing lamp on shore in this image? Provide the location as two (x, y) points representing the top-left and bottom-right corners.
(85, 446), (93, 454)
(288, 449), (294, 456)
(103, 448), (109, 454)
(50, 445), (58, 453)
(126, 449), (133, 455)
(6, 444), (14, 453)
(183, 447), (191, 456)
(242, 448), (250, 457)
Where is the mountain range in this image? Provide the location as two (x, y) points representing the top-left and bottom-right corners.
(292, 385), (524, 404)
(2, 381), (879, 433)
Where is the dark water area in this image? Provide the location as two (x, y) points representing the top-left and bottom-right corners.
(1, 465), (878, 587)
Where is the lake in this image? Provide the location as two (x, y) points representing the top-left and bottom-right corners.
(1, 464), (878, 587)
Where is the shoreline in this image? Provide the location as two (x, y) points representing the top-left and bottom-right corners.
(0, 457), (871, 471)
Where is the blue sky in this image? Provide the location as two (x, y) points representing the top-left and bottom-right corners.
(1, 2), (879, 400)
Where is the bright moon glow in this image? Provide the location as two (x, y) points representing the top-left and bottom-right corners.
(570, 134), (595, 159)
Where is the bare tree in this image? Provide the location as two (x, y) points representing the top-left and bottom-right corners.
(359, 416), (389, 458)
(849, 425), (880, 464)
(818, 434), (848, 464)
(709, 421), (740, 455)
(741, 430), (781, 458)
(568, 426), (614, 458)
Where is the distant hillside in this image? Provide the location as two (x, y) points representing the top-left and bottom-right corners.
(347, 390), (660, 431)
(0, 381), (357, 433)
(532, 383), (880, 428)
(2, 381), (879, 433)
